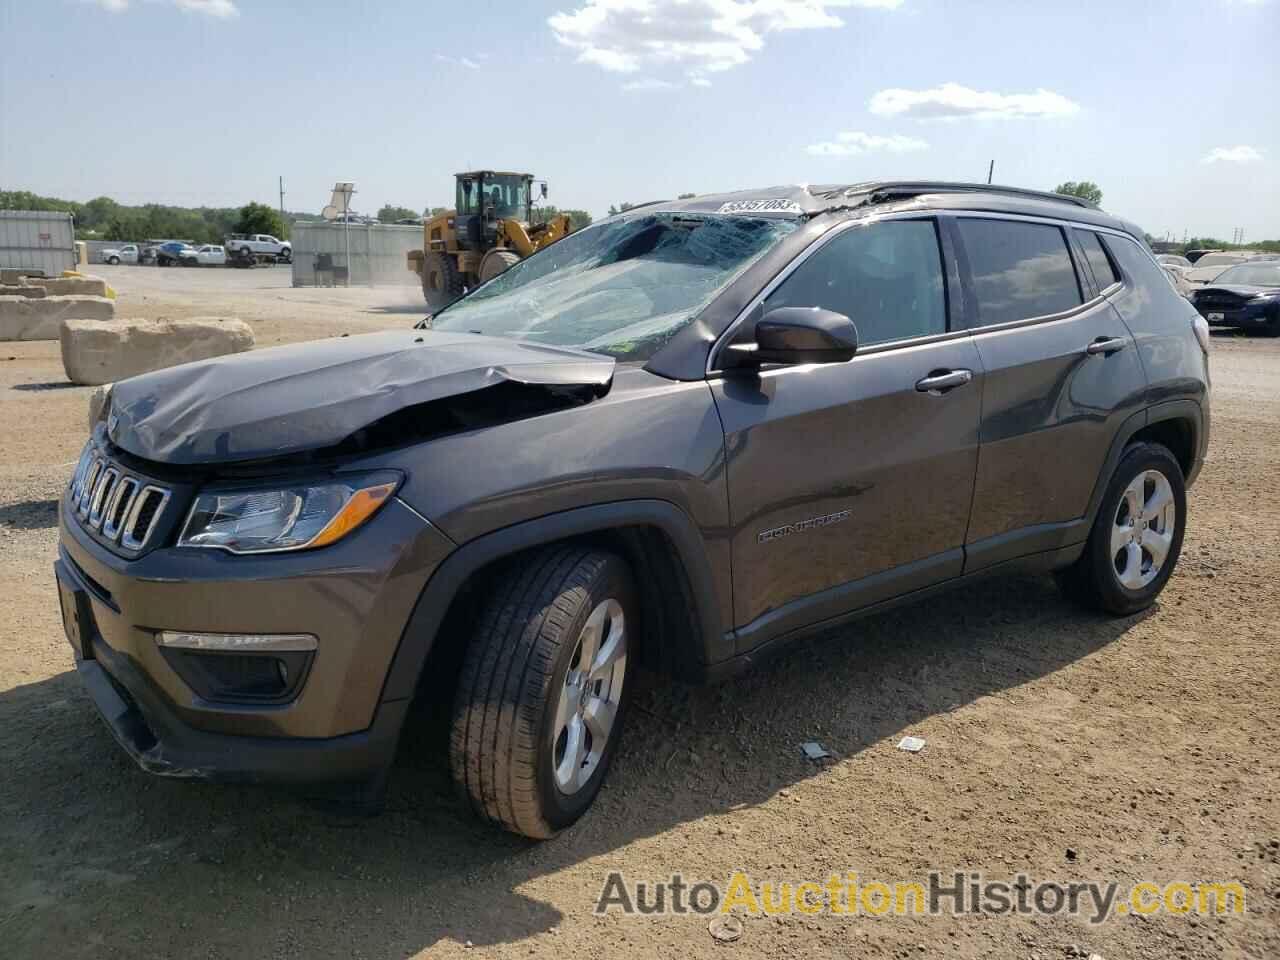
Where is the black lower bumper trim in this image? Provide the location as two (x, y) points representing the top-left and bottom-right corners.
(78, 647), (407, 783)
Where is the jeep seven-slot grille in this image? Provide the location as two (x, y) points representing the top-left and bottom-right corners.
(70, 455), (170, 551)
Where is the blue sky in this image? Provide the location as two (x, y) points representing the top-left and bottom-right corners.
(2, 0), (1276, 240)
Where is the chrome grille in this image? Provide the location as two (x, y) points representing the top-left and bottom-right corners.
(72, 455), (171, 552)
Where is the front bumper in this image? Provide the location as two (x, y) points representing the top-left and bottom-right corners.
(56, 495), (454, 783)
(1196, 302), (1276, 328)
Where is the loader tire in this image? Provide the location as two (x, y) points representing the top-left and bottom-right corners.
(422, 252), (464, 309)
(479, 249), (521, 283)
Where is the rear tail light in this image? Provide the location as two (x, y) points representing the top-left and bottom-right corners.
(1191, 314), (1211, 354)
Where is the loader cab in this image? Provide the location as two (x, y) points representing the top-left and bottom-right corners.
(454, 170), (534, 251)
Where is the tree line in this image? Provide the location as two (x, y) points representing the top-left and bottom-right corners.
(0, 191), (293, 244)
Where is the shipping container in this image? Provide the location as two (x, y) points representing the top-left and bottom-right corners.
(0, 210), (77, 276)
(289, 221), (422, 287)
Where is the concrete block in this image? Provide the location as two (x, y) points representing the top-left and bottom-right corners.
(4, 285), (48, 298)
(1, 269), (22, 285)
(0, 295), (115, 341)
(41, 276), (110, 298)
(61, 317), (255, 386)
(88, 384), (113, 431)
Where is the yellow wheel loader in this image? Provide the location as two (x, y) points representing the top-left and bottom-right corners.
(407, 171), (574, 309)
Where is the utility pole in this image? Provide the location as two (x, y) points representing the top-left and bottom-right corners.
(987, 159), (994, 184)
(278, 176), (286, 219)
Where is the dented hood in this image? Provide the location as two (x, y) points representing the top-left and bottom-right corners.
(107, 330), (615, 465)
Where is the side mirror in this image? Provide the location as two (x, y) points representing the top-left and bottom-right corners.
(741, 306), (858, 366)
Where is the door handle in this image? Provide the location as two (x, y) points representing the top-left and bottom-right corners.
(1086, 336), (1128, 356)
(915, 369), (973, 394)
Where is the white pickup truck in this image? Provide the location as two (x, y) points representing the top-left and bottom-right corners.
(224, 233), (292, 263)
(100, 244), (140, 265)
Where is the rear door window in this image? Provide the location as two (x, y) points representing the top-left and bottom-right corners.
(764, 219), (947, 347)
(1075, 230), (1121, 290)
(958, 218), (1082, 326)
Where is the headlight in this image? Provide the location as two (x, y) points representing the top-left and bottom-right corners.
(179, 474), (399, 554)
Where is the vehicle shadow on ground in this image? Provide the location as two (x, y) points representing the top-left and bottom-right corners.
(0, 498), (58, 530)
(10, 382), (80, 392)
(0, 574), (1148, 956)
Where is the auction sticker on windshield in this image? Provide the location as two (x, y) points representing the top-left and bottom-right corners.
(717, 199), (804, 215)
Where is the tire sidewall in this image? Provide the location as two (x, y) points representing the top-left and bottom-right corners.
(1088, 444), (1187, 614)
(535, 555), (637, 832)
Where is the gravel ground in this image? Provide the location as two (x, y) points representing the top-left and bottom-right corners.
(0, 267), (1276, 959)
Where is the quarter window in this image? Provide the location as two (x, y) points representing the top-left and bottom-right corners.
(1076, 230), (1120, 289)
(958, 219), (1082, 326)
(764, 219), (947, 347)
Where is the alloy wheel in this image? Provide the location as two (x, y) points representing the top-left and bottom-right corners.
(1111, 469), (1176, 590)
(552, 598), (627, 795)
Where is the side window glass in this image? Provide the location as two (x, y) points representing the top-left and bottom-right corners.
(958, 219), (1082, 326)
(1101, 234), (1188, 310)
(765, 219), (947, 347)
(1077, 230), (1120, 289)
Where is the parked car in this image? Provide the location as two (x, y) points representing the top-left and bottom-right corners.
(153, 241), (197, 267)
(1184, 251), (1252, 287)
(100, 244), (140, 265)
(1161, 263), (1195, 298)
(56, 181), (1209, 838)
(178, 244), (227, 267)
(1190, 261), (1280, 336)
(224, 233), (291, 263)
(1156, 254), (1192, 271)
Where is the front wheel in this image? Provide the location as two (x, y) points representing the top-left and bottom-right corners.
(450, 547), (636, 838)
(1056, 442), (1186, 615)
(108, 256), (120, 265)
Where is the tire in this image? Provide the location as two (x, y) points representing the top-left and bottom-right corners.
(239, 246), (252, 259)
(279, 249), (292, 264)
(1056, 442), (1186, 615)
(450, 547), (636, 838)
(479, 248), (521, 283)
(108, 256), (120, 265)
(422, 251), (464, 309)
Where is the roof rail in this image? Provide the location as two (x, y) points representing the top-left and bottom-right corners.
(824, 180), (1095, 210)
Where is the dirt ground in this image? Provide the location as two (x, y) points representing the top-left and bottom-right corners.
(0, 265), (1276, 959)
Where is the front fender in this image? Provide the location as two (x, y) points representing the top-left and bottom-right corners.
(377, 499), (728, 703)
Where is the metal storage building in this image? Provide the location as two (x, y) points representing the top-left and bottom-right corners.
(0, 210), (76, 276)
(290, 221), (422, 287)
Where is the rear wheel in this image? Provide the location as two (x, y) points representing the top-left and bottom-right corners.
(1056, 442), (1186, 615)
(422, 251), (464, 309)
(449, 547), (636, 838)
(108, 256), (120, 265)
(479, 248), (521, 283)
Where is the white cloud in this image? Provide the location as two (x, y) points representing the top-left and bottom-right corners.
(806, 131), (929, 156)
(622, 77), (677, 91)
(85, 0), (240, 16)
(869, 82), (1080, 120)
(548, 0), (902, 85)
(173, 0), (239, 17)
(1201, 145), (1263, 164)
(435, 54), (482, 70)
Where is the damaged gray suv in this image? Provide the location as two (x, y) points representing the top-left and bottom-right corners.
(56, 182), (1210, 838)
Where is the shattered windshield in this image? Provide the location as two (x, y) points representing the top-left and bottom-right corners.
(429, 213), (798, 361)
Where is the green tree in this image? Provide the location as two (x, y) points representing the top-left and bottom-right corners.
(607, 202), (637, 216)
(427, 206), (449, 218)
(1053, 181), (1103, 205)
(377, 204), (420, 222)
(531, 204), (593, 231)
(235, 202), (288, 239)
(677, 192), (696, 199)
